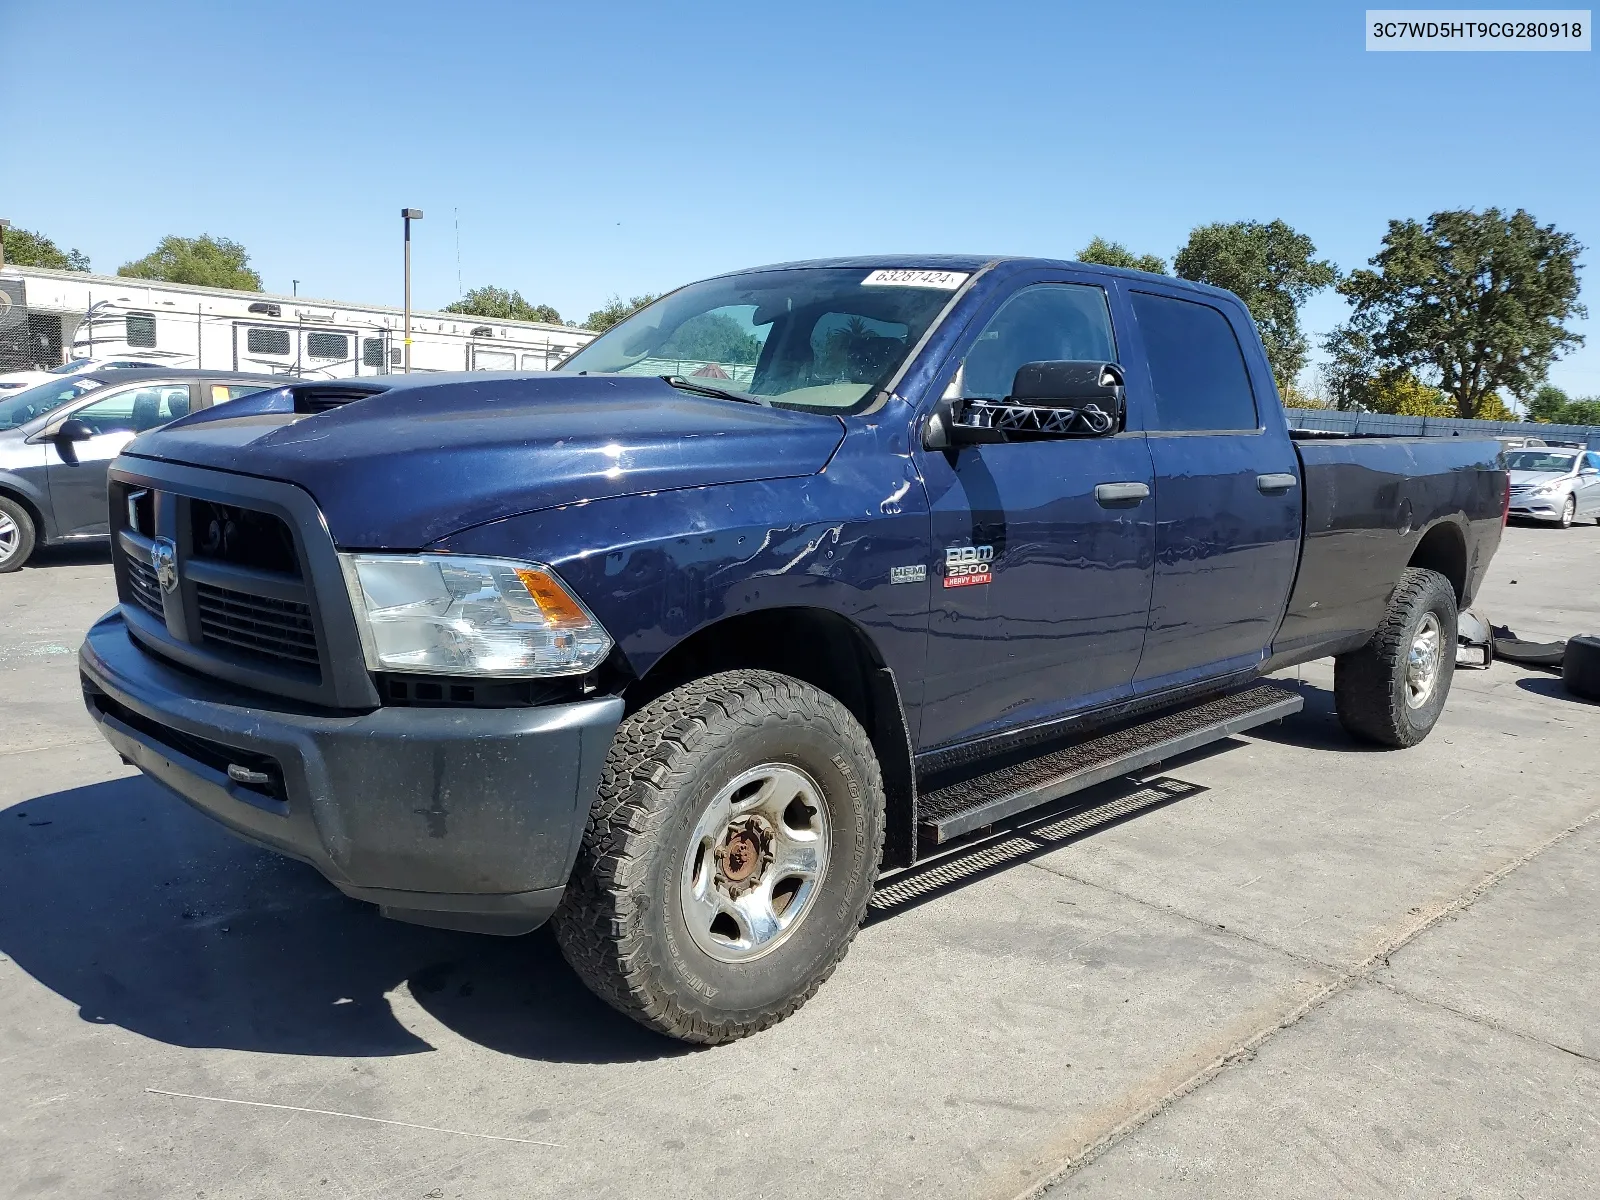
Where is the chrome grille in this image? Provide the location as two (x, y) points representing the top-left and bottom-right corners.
(124, 555), (165, 618)
(195, 582), (320, 669)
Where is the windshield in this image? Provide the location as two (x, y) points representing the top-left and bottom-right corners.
(49, 359), (94, 375)
(1506, 451), (1577, 473)
(0, 376), (104, 430)
(557, 267), (968, 412)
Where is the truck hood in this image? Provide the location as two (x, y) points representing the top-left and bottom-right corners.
(123, 374), (846, 547)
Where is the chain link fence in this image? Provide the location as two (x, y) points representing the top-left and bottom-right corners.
(0, 280), (67, 372)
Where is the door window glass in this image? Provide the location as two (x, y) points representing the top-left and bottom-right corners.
(209, 384), (273, 405)
(1131, 292), (1258, 431)
(72, 385), (191, 434)
(1585, 452), (1600, 472)
(960, 284), (1116, 400)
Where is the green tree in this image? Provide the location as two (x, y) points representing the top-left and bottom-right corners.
(1076, 236), (1167, 274)
(444, 285), (563, 324)
(1338, 208), (1586, 420)
(583, 293), (661, 333)
(659, 313), (761, 364)
(1320, 324), (1378, 411)
(118, 235), (262, 290)
(1175, 219), (1338, 389)
(2, 226), (90, 271)
(1564, 398), (1600, 426)
(1525, 383), (1570, 423)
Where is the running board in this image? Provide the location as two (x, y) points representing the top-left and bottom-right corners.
(917, 684), (1303, 849)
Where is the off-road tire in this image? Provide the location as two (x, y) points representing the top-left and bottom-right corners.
(1334, 567), (1458, 748)
(553, 670), (885, 1044)
(0, 496), (37, 573)
(1561, 635), (1600, 702)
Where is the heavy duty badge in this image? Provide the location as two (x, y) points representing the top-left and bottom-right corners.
(943, 544), (994, 588)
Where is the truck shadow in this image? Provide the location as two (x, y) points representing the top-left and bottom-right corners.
(0, 754), (1234, 1066)
(0, 776), (686, 1066)
(24, 543), (113, 569)
(1244, 679), (1388, 753)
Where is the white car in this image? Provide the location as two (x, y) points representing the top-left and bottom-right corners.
(0, 356), (170, 394)
(1506, 448), (1600, 527)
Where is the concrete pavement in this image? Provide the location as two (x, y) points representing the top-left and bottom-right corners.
(1, 524), (1595, 1199)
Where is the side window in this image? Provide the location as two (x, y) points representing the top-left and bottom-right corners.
(247, 327), (292, 356)
(1130, 292), (1258, 431)
(125, 314), (157, 348)
(209, 384), (272, 405)
(960, 284), (1116, 400)
(362, 338), (386, 368)
(473, 348), (517, 370)
(1585, 452), (1600, 472)
(72, 384), (190, 435)
(305, 332), (349, 361)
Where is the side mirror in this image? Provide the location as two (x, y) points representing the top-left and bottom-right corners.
(950, 361), (1125, 443)
(55, 418), (94, 443)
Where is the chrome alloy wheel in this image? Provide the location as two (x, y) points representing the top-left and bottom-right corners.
(680, 763), (830, 963)
(1405, 611), (1443, 710)
(0, 511), (18, 565)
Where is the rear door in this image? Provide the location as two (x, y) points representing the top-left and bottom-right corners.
(1122, 288), (1302, 692)
(45, 381), (194, 536)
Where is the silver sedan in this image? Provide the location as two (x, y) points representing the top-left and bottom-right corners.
(1506, 448), (1600, 528)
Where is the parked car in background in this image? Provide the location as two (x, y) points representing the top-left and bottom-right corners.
(0, 368), (286, 570)
(1506, 447), (1600, 527)
(1495, 434), (1546, 453)
(0, 356), (170, 393)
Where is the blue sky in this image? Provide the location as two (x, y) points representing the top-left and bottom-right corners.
(5, 0), (1597, 394)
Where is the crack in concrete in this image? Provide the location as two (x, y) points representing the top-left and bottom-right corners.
(995, 804), (1600, 1200)
(1370, 974), (1600, 1069)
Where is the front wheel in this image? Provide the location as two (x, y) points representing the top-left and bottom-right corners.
(553, 670), (885, 1044)
(0, 496), (37, 573)
(1334, 567), (1458, 747)
(1559, 496), (1576, 529)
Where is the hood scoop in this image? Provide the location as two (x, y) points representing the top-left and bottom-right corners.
(293, 383), (389, 415)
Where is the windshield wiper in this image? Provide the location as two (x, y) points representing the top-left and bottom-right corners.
(661, 375), (769, 407)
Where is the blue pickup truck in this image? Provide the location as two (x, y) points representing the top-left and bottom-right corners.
(80, 256), (1507, 1043)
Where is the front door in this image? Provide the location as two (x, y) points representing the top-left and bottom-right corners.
(1123, 288), (1302, 691)
(46, 382), (193, 536)
(916, 278), (1156, 752)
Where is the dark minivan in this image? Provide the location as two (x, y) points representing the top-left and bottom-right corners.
(0, 368), (283, 570)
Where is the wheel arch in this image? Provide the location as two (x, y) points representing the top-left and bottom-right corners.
(1407, 519), (1468, 605)
(0, 481), (51, 546)
(629, 606), (918, 869)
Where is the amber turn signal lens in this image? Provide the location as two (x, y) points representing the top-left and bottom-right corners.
(514, 567), (593, 629)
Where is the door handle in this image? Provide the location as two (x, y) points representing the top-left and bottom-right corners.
(1095, 482), (1150, 505)
(1256, 473), (1298, 493)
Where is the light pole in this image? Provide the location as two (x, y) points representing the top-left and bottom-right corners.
(401, 208), (423, 373)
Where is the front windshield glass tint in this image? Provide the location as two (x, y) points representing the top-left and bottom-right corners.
(0, 377), (104, 430)
(557, 267), (964, 412)
(50, 359), (94, 374)
(1506, 451), (1577, 472)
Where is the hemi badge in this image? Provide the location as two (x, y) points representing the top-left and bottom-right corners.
(889, 564), (927, 584)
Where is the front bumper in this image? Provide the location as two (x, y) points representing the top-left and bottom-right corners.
(79, 610), (623, 934)
(1509, 494), (1566, 521)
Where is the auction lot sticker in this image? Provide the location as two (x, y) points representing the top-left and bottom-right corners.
(862, 269), (970, 289)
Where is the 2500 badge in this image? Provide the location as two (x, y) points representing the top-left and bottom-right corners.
(944, 544), (994, 588)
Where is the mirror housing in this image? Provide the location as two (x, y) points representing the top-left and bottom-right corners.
(947, 361), (1124, 443)
(55, 418), (94, 443)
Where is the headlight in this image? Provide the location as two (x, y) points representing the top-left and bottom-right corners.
(339, 553), (612, 678)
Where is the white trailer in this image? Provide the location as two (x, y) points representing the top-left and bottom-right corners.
(0, 265), (594, 378)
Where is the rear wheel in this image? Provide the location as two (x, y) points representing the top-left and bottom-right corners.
(0, 497), (37, 573)
(553, 670), (885, 1044)
(1334, 567), (1458, 747)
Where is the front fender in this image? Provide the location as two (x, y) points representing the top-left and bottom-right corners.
(0, 469), (56, 543)
(429, 418), (934, 702)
